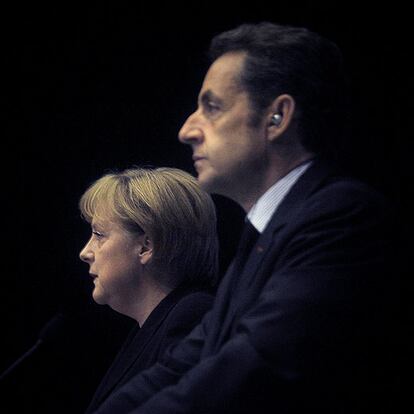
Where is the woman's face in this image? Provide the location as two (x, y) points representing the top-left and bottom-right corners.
(79, 216), (144, 312)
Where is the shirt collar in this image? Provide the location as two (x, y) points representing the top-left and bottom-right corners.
(247, 160), (313, 233)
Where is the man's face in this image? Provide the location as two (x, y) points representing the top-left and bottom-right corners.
(178, 52), (268, 201)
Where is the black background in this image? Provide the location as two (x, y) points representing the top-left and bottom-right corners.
(4, 1), (408, 412)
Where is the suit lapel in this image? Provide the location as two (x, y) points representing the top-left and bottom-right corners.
(213, 160), (339, 347)
(264, 159), (337, 234)
(88, 287), (193, 410)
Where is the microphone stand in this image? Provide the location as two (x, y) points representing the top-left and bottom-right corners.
(0, 339), (43, 381)
(0, 313), (66, 382)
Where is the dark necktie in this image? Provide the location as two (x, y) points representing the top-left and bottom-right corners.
(224, 219), (260, 303)
(233, 219), (260, 274)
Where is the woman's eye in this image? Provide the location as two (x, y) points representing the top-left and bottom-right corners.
(92, 231), (104, 238)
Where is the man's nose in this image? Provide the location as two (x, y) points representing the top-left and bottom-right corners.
(178, 111), (204, 144)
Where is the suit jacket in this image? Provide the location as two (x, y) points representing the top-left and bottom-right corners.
(94, 160), (396, 413)
(85, 286), (213, 413)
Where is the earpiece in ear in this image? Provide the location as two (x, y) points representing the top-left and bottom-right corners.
(271, 113), (282, 126)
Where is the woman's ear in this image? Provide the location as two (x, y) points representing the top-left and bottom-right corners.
(138, 235), (153, 265)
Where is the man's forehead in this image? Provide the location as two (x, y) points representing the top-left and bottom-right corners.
(199, 52), (246, 98)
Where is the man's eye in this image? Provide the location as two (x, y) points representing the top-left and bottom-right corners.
(205, 101), (220, 113)
(92, 231), (104, 238)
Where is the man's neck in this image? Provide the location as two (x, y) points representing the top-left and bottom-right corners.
(239, 153), (315, 212)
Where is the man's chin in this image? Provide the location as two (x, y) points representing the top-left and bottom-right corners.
(197, 173), (228, 197)
(197, 173), (216, 193)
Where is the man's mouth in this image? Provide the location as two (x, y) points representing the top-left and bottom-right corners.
(193, 155), (205, 160)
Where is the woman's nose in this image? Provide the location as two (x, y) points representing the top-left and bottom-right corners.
(79, 241), (93, 263)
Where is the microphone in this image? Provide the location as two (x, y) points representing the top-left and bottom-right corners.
(0, 313), (66, 382)
(38, 312), (66, 343)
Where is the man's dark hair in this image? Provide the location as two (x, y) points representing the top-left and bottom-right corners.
(208, 22), (350, 157)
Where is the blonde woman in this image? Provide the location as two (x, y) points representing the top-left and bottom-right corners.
(79, 167), (217, 413)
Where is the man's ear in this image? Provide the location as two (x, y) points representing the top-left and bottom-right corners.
(266, 94), (296, 142)
(138, 235), (153, 265)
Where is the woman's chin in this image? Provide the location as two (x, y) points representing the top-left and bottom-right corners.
(92, 286), (107, 305)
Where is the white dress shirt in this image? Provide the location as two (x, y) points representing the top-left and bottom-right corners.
(247, 160), (313, 233)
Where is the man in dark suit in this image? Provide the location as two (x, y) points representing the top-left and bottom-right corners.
(93, 22), (396, 413)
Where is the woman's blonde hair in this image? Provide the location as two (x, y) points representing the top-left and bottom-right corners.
(79, 167), (218, 288)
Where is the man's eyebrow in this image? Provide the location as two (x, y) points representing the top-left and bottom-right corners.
(199, 90), (223, 105)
